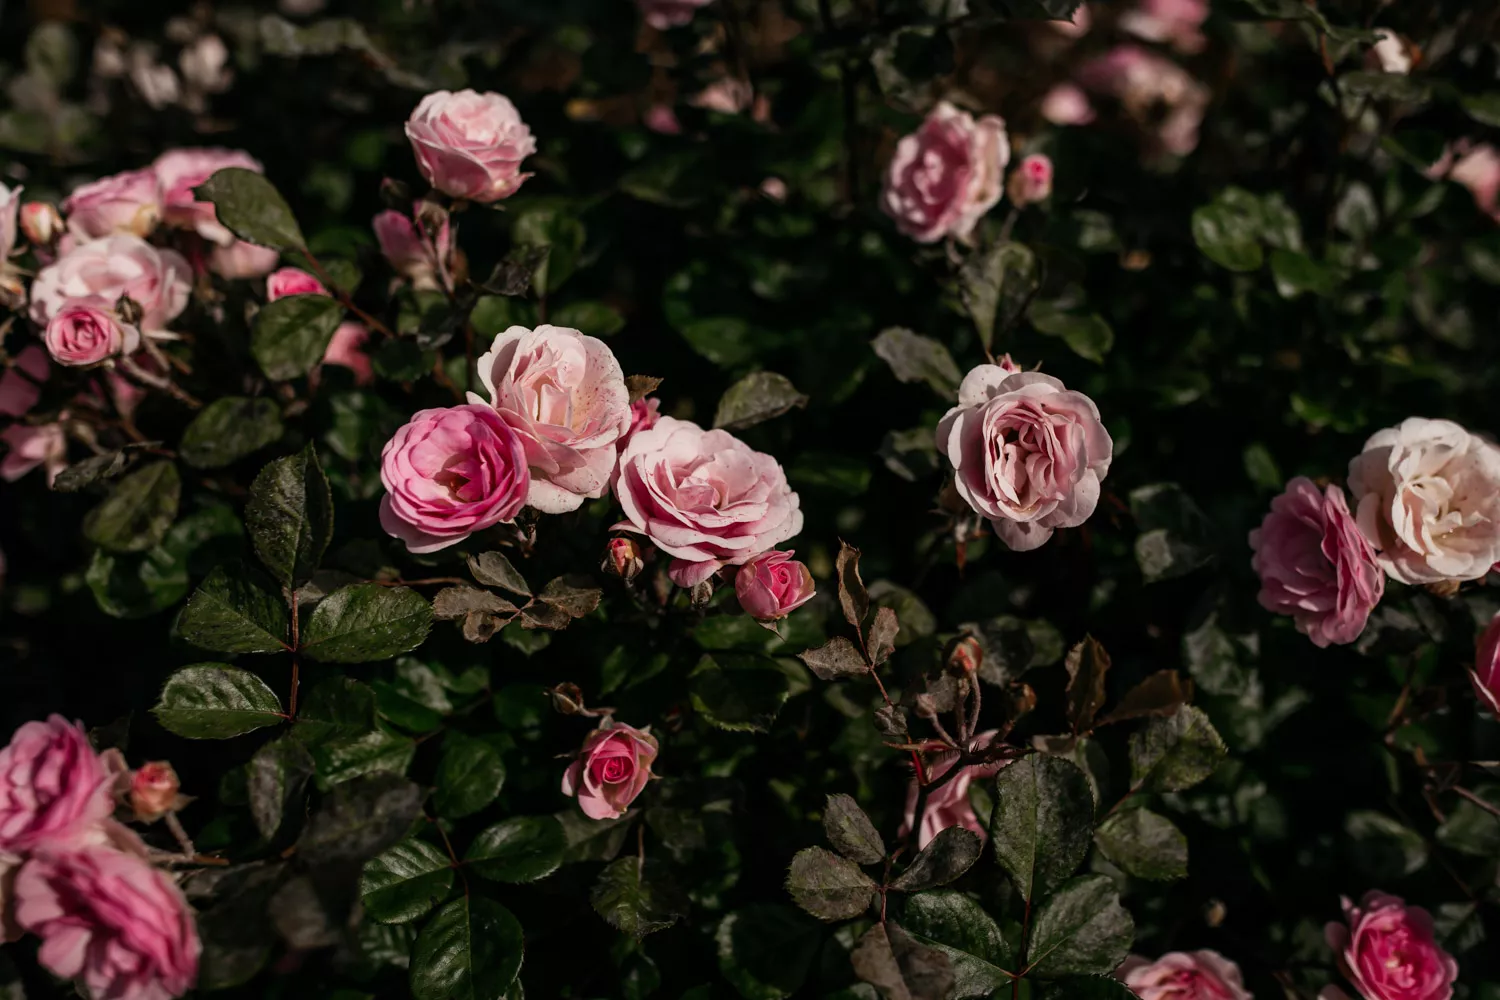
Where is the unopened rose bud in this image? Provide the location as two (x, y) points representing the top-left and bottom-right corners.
(603, 537), (645, 583)
(1006, 154), (1053, 207)
(945, 635), (984, 676)
(734, 550), (815, 622)
(551, 682), (586, 715)
(20, 202), (63, 247)
(114, 294), (144, 327)
(130, 761), (183, 822)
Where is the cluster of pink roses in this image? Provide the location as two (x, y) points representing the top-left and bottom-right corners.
(0, 717), (198, 1000)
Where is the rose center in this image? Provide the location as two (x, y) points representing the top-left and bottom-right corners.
(595, 757), (632, 784)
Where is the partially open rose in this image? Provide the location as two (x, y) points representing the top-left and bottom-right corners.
(561, 721), (659, 820)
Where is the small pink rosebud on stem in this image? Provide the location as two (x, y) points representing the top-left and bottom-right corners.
(603, 537), (646, 583)
(945, 635), (984, 677)
(130, 761), (187, 823)
(19, 201), (63, 247)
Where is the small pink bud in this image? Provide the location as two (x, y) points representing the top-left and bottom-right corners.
(1006, 154), (1053, 207)
(603, 537), (646, 583)
(19, 202), (63, 247)
(946, 635), (984, 676)
(1472, 614), (1500, 721)
(129, 761), (183, 822)
(550, 682), (586, 715)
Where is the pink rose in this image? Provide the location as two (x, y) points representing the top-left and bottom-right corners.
(372, 208), (452, 292)
(19, 201), (61, 249)
(881, 101), (1010, 244)
(1369, 31), (1413, 75)
(208, 240), (280, 279)
(44, 304), (140, 367)
(900, 731), (1004, 848)
(61, 169), (162, 241)
(636, 0), (713, 30)
(612, 416), (804, 588)
(1449, 144), (1500, 222)
(1119, 0), (1209, 53)
(379, 404), (530, 554)
(16, 844), (199, 1000)
(692, 78), (753, 116)
(643, 103), (683, 135)
(265, 266), (327, 301)
(735, 550), (816, 621)
(322, 322), (373, 386)
(151, 147), (262, 245)
(471, 324), (631, 514)
(1249, 477), (1384, 648)
(1472, 613), (1500, 721)
(129, 762), (184, 822)
(1007, 154), (1054, 207)
(1117, 950), (1252, 1000)
(0, 716), (113, 853)
(620, 397), (661, 450)
(1078, 46), (1209, 155)
(30, 235), (191, 336)
(0, 424), (67, 485)
(936, 365), (1113, 552)
(1041, 83), (1097, 126)
(0, 346), (50, 418)
(405, 90), (535, 203)
(1326, 892), (1457, 1000)
(561, 721), (659, 820)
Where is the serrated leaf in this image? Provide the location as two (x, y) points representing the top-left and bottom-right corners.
(153, 663), (284, 738)
(1129, 705), (1226, 792)
(301, 583), (431, 663)
(180, 398), (284, 469)
(868, 607), (899, 667)
(252, 294), (346, 381)
(312, 730), (416, 787)
(465, 816), (566, 883)
(248, 735), (314, 839)
(1025, 875), (1134, 978)
(786, 846), (877, 920)
(836, 540), (869, 632)
(360, 839), (455, 924)
(713, 371), (808, 431)
(1064, 636), (1110, 734)
(293, 677), (377, 744)
(689, 654), (790, 732)
(246, 445), (332, 589)
(194, 167), (305, 250)
(409, 896), (524, 1000)
(799, 636), (869, 680)
(432, 733), (505, 819)
(537, 575), (602, 618)
(591, 857), (690, 938)
(890, 827), (982, 892)
(989, 754), (1094, 901)
(959, 241), (1037, 351)
(1093, 809), (1188, 880)
(297, 772), (423, 865)
(716, 905), (820, 1000)
(824, 793), (885, 865)
(872, 328), (962, 399)
(467, 551), (530, 597)
(83, 460), (180, 553)
(178, 566), (289, 654)
(851, 922), (955, 1000)
(902, 891), (1012, 997)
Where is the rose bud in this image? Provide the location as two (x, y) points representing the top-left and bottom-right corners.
(1472, 613), (1500, 721)
(946, 634), (984, 676)
(561, 720), (659, 820)
(265, 266), (328, 301)
(20, 201), (63, 247)
(603, 537), (646, 583)
(734, 550), (815, 621)
(129, 761), (184, 822)
(550, 682), (586, 716)
(1006, 153), (1054, 207)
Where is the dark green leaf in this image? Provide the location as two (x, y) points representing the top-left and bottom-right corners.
(84, 460), (180, 553)
(410, 897), (524, 1000)
(557, 808), (636, 864)
(713, 371), (808, 431)
(989, 754), (1094, 901)
(512, 205), (584, 295)
(1030, 306), (1114, 364)
(297, 772), (423, 865)
(850, 922), (955, 1000)
(785, 846), (876, 920)
(871, 327), (962, 399)
(53, 446), (140, 493)
(890, 827), (982, 892)
(433, 733), (506, 819)
(153, 663), (284, 739)
(372, 339), (433, 382)
(1129, 706), (1227, 792)
(194, 167), (306, 250)
(1037, 977), (1139, 999)
(246, 445), (332, 589)
(465, 816), (567, 883)
(301, 583), (432, 663)
(360, 839), (455, 924)
(959, 241), (1037, 351)
(1025, 875), (1134, 978)
(902, 891), (1012, 998)
(1436, 786), (1500, 856)
(715, 906), (820, 1000)
(312, 730), (416, 786)
(549, 300), (624, 338)
(248, 735), (314, 839)
(823, 793), (885, 865)
(1347, 810), (1428, 879)
(252, 294), (346, 381)
(1093, 809), (1188, 880)
(1191, 201), (1264, 272)
(1269, 248), (1336, 298)
(177, 566), (288, 654)
(293, 677), (377, 744)
(1131, 483), (1216, 583)
(1339, 70), (1429, 103)
(689, 654), (791, 732)
(179, 398), (284, 469)
(86, 503), (242, 620)
(1462, 93), (1500, 128)
(467, 551), (531, 597)
(591, 857), (690, 938)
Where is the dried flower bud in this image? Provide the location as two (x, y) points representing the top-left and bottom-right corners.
(603, 537), (645, 583)
(689, 578), (715, 609)
(20, 202), (63, 247)
(1006, 683), (1037, 721)
(114, 294), (144, 327)
(130, 761), (183, 822)
(945, 635), (984, 677)
(550, 682), (585, 715)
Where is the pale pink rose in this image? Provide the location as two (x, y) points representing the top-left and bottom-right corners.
(1448, 144), (1500, 222)
(405, 90), (535, 203)
(379, 403), (530, 554)
(1326, 892), (1457, 1000)
(265, 266), (327, 301)
(129, 762), (184, 822)
(151, 147), (262, 245)
(179, 34), (232, 96)
(0, 424), (66, 485)
(15, 844), (199, 1000)
(612, 416), (804, 588)
(1369, 31), (1413, 75)
(208, 240), (280, 279)
(0, 716), (112, 853)
(901, 731), (1004, 848)
(1007, 154), (1054, 207)
(881, 101), (1010, 244)
(372, 209), (451, 292)
(1078, 46), (1209, 155)
(471, 324), (631, 514)
(636, 0), (713, 29)
(322, 322), (373, 386)
(643, 103), (683, 135)
(1041, 83), (1097, 126)
(1348, 418), (1500, 584)
(620, 397), (661, 451)
(0, 346), (49, 418)
(760, 177), (788, 202)
(19, 201), (62, 248)
(61, 169), (162, 241)
(1119, 0), (1208, 53)
(1470, 613), (1500, 721)
(735, 550), (816, 621)
(936, 365), (1112, 552)
(1117, 950), (1252, 1000)
(561, 721), (658, 820)
(1249, 477), (1384, 648)
(30, 235), (191, 336)
(44, 304), (139, 367)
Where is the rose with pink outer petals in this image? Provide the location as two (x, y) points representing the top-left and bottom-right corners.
(129, 762), (185, 823)
(1116, 950), (1252, 1000)
(636, 0), (713, 30)
(561, 720), (659, 820)
(471, 324), (631, 514)
(1119, 0), (1209, 53)
(881, 101), (1010, 244)
(44, 304), (139, 367)
(151, 147), (262, 245)
(322, 322), (374, 386)
(405, 90), (535, 203)
(207, 240), (280, 280)
(265, 267), (327, 301)
(379, 404), (530, 554)
(1449, 144), (1500, 222)
(0, 346), (49, 418)
(900, 731), (1005, 848)
(16, 844), (199, 1000)
(1077, 45), (1209, 155)
(1007, 154), (1054, 207)
(0, 716), (113, 853)
(0, 424), (66, 485)
(735, 550), (816, 622)
(1471, 613), (1500, 722)
(1325, 891), (1457, 1000)
(61, 169), (162, 241)
(29, 235), (191, 337)
(612, 416), (804, 588)
(1041, 83), (1097, 126)
(620, 397), (661, 451)
(373, 209), (452, 292)
(1249, 477), (1384, 648)
(936, 364), (1113, 552)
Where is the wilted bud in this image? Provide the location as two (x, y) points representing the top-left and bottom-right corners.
(130, 761), (183, 822)
(114, 294), (144, 327)
(20, 202), (63, 247)
(550, 682), (586, 716)
(1203, 899), (1227, 928)
(380, 177), (414, 210)
(689, 578), (715, 609)
(603, 537), (645, 583)
(414, 197), (450, 241)
(945, 635), (984, 677)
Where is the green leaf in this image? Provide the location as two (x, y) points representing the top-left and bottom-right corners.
(1436, 786), (1500, 856)
(465, 816), (567, 883)
(153, 663), (284, 738)
(246, 445), (332, 589)
(1037, 976), (1139, 999)
(1025, 874), (1134, 979)
(1347, 810), (1428, 879)
(713, 371), (809, 431)
(248, 734), (314, 839)
(1029, 306), (1114, 364)
(850, 922), (955, 1000)
(410, 897), (524, 1000)
(1093, 809), (1188, 881)
(177, 566), (289, 654)
(511, 204), (585, 295)
(179, 398), (284, 469)
(989, 754), (1095, 902)
(678, 316), (763, 368)
(556, 808), (636, 864)
(716, 906), (820, 1000)
(293, 677), (377, 744)
(86, 503), (242, 620)
(194, 167), (306, 251)
(360, 839), (455, 924)
(591, 857), (690, 938)
(1131, 483), (1216, 583)
(1462, 92), (1500, 128)
(1129, 706), (1227, 792)
(902, 891), (1012, 998)
(1191, 200), (1264, 272)
(785, 846), (877, 921)
(871, 327), (962, 399)
(959, 241), (1037, 352)
(312, 730), (416, 787)
(84, 460), (180, 553)
(689, 654), (791, 733)
(1269, 248), (1336, 298)
(301, 583), (432, 663)
(296, 772), (424, 865)
(890, 827), (982, 892)
(549, 300), (625, 338)
(823, 793), (885, 865)
(432, 733), (506, 819)
(252, 294), (346, 381)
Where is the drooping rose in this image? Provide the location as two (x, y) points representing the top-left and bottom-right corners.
(1326, 892), (1457, 1000)
(1041, 83), (1097, 126)
(1077, 45), (1210, 155)
(379, 404), (530, 554)
(881, 101), (1010, 244)
(61, 169), (162, 241)
(30, 235), (191, 336)
(207, 240), (280, 280)
(373, 208), (452, 292)
(1007, 154), (1054, 207)
(561, 720), (659, 820)
(0, 347), (50, 418)
(44, 304), (139, 367)
(612, 416), (804, 588)
(1347, 417), (1500, 585)
(1119, 0), (1209, 53)
(265, 266), (327, 301)
(735, 550), (816, 621)
(129, 762), (185, 823)
(471, 325), (631, 514)
(15, 844), (200, 1000)
(0, 424), (67, 485)
(900, 731), (1004, 848)
(1116, 950), (1253, 1000)
(936, 364), (1113, 552)
(151, 147), (263, 245)
(1471, 613), (1500, 722)
(322, 322), (374, 387)
(0, 716), (113, 853)
(1249, 477), (1384, 648)
(405, 90), (536, 203)
(636, 0), (713, 30)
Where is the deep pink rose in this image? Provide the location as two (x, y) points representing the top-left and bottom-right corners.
(373, 209), (452, 292)
(15, 844), (199, 1000)
(1007, 154), (1054, 207)
(1472, 614), (1500, 721)
(379, 404), (530, 554)
(1078, 45), (1209, 155)
(30, 235), (191, 336)
(0, 424), (67, 485)
(881, 101), (1010, 243)
(0, 716), (113, 853)
(735, 550), (816, 621)
(1041, 83), (1097, 126)
(19, 200), (61, 249)
(900, 731), (1004, 848)
(1117, 950), (1252, 1000)
(612, 416), (804, 588)
(0, 346), (50, 418)
(561, 721), (659, 820)
(620, 397), (661, 450)
(636, 0), (713, 29)
(208, 240), (280, 280)
(405, 90), (535, 203)
(322, 322), (374, 386)
(935, 365), (1113, 552)
(61, 169), (162, 241)
(45, 304), (139, 367)
(1119, 0), (1209, 53)
(1326, 892), (1457, 1000)
(1249, 477), (1384, 648)
(151, 147), (262, 245)
(265, 267), (327, 301)
(472, 324), (631, 514)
